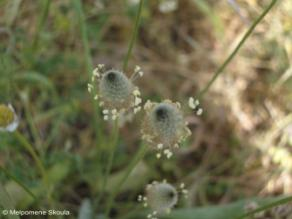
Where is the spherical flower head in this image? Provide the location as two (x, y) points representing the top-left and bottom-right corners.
(99, 69), (134, 106)
(146, 182), (178, 213)
(138, 181), (188, 218)
(0, 104), (19, 132)
(142, 100), (191, 157)
(88, 65), (143, 121)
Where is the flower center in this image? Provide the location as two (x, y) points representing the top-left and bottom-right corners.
(167, 190), (175, 199)
(156, 107), (168, 121)
(0, 105), (14, 127)
(106, 71), (117, 82)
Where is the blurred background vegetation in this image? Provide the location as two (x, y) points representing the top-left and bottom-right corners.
(0, 0), (291, 218)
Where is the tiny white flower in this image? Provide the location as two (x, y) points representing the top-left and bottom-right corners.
(188, 97), (196, 109)
(180, 183), (185, 189)
(157, 143), (163, 149)
(134, 106), (142, 114)
(102, 109), (109, 114)
(166, 152), (173, 159)
(135, 97), (142, 106)
(156, 153), (161, 159)
(133, 89), (141, 96)
(196, 108), (203, 115)
(111, 109), (117, 114)
(135, 65), (141, 72)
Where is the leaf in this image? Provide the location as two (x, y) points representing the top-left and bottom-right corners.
(0, 183), (20, 219)
(0, 166), (36, 200)
(4, 161), (72, 209)
(161, 197), (279, 219)
(46, 161), (72, 185)
(106, 161), (154, 192)
(13, 71), (55, 92)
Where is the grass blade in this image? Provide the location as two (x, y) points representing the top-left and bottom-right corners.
(198, 0), (279, 99)
(0, 166), (36, 200)
(123, 0), (144, 71)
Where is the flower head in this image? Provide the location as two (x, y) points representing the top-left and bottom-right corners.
(141, 100), (191, 158)
(146, 181), (178, 213)
(138, 181), (188, 219)
(88, 64), (143, 121)
(0, 104), (19, 132)
(188, 97), (203, 115)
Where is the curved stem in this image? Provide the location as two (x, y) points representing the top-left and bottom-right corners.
(14, 131), (46, 179)
(235, 196), (292, 219)
(0, 165), (36, 200)
(14, 131), (51, 201)
(197, 0), (278, 99)
(123, 0), (144, 71)
(105, 143), (148, 217)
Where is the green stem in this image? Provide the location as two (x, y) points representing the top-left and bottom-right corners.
(14, 131), (46, 180)
(73, 0), (104, 194)
(103, 2), (145, 216)
(73, 0), (102, 140)
(197, 0), (278, 99)
(0, 165), (36, 200)
(123, 0), (144, 71)
(14, 131), (50, 201)
(23, 95), (43, 156)
(96, 120), (119, 205)
(105, 144), (148, 217)
(234, 196), (292, 219)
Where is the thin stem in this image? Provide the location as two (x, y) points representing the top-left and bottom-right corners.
(0, 165), (36, 200)
(105, 144), (148, 217)
(103, 2), (145, 216)
(96, 120), (119, 205)
(234, 196), (292, 219)
(73, 0), (104, 195)
(22, 94), (43, 156)
(14, 131), (46, 180)
(73, 0), (103, 142)
(197, 0), (278, 99)
(32, 0), (51, 50)
(14, 131), (51, 202)
(123, 0), (144, 71)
